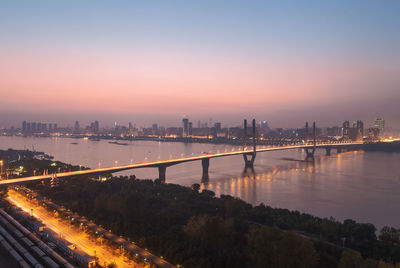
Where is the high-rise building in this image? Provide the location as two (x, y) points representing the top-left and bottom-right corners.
(152, 124), (158, 135)
(182, 117), (189, 137)
(356, 120), (364, 141)
(342, 121), (350, 140)
(260, 121), (269, 133)
(74, 121), (80, 134)
(368, 127), (380, 140)
(214, 122), (221, 132)
(188, 122), (193, 136)
(94, 120), (99, 134)
(327, 126), (340, 137)
(374, 118), (385, 138)
(22, 121), (27, 133)
(128, 122), (134, 135)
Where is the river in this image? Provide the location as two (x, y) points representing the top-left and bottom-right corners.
(1, 135), (399, 229)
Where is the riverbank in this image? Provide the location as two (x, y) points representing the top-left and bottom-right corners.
(30, 175), (400, 268)
(1, 149), (400, 267)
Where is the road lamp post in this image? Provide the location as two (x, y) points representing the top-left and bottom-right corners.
(0, 160), (3, 179)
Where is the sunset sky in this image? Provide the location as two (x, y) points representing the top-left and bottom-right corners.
(1, 0), (399, 128)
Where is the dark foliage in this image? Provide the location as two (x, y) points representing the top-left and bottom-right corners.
(30, 175), (400, 268)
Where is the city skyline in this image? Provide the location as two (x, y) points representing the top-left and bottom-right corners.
(1, 2), (400, 268)
(2, 116), (389, 132)
(1, 1), (400, 128)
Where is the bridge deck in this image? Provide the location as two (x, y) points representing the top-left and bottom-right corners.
(0, 142), (362, 186)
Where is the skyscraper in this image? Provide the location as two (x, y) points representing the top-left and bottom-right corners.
(356, 120), (364, 141)
(74, 121), (80, 134)
(260, 120), (269, 134)
(188, 122), (193, 136)
(94, 120), (99, 134)
(182, 117), (189, 137)
(374, 118), (385, 138)
(342, 121), (350, 140)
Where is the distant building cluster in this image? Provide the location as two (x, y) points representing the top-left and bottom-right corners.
(73, 120), (99, 135)
(22, 121), (57, 134)
(342, 120), (364, 141)
(0, 117), (387, 142)
(340, 118), (385, 141)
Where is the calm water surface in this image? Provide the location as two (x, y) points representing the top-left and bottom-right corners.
(1, 136), (399, 229)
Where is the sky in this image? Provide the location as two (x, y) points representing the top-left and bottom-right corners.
(1, 0), (399, 129)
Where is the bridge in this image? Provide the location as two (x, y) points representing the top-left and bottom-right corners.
(0, 120), (363, 186)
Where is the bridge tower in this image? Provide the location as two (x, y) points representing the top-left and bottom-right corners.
(243, 119), (256, 168)
(305, 121), (316, 160)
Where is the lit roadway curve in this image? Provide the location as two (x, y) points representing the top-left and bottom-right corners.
(0, 142), (363, 186)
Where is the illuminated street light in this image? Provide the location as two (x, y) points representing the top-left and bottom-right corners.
(0, 160), (3, 178)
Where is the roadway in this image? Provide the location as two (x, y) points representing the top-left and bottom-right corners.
(7, 189), (141, 268)
(0, 142), (363, 186)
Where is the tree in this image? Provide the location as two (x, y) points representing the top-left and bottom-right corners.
(378, 260), (394, 268)
(247, 226), (282, 267)
(276, 231), (319, 268)
(338, 250), (363, 268)
(191, 184), (200, 193)
(380, 227), (400, 244)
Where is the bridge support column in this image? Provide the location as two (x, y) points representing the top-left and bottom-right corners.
(305, 148), (315, 161)
(243, 119), (257, 169)
(243, 153), (256, 168)
(325, 147), (331, 156)
(202, 158), (210, 180)
(337, 147), (342, 153)
(158, 166), (166, 182)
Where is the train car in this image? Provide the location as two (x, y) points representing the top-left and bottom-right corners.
(31, 245), (46, 257)
(42, 255), (60, 268)
(64, 262), (76, 268)
(0, 209), (75, 268)
(72, 248), (96, 268)
(21, 236), (35, 247)
(0, 233), (31, 268)
(0, 234), (13, 251)
(22, 250), (44, 268)
(37, 238), (74, 267)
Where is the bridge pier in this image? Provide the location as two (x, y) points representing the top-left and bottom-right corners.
(158, 166), (167, 182)
(305, 148), (315, 161)
(243, 153), (256, 168)
(243, 119), (257, 169)
(325, 147), (331, 156)
(337, 147), (342, 153)
(242, 165), (255, 177)
(202, 158), (210, 180)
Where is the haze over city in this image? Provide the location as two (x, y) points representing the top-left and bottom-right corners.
(1, 0), (400, 128)
(2, 1), (400, 268)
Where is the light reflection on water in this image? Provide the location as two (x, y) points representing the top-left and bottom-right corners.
(0, 136), (399, 229)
